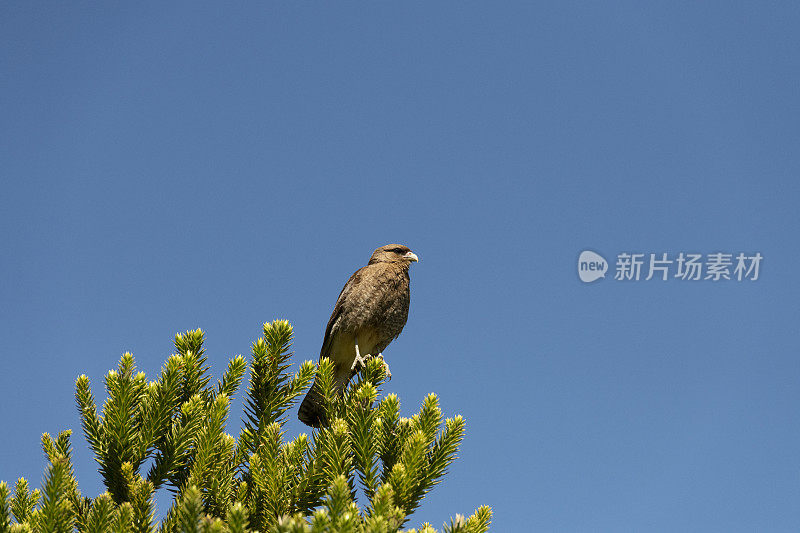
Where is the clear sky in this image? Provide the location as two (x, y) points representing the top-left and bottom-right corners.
(2, 2), (799, 531)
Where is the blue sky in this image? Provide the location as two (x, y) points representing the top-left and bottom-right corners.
(2, 2), (799, 531)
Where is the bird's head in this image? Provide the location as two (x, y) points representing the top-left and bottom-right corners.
(368, 244), (419, 266)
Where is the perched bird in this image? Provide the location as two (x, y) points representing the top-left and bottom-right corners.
(298, 244), (419, 427)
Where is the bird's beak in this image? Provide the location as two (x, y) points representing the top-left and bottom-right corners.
(404, 252), (419, 262)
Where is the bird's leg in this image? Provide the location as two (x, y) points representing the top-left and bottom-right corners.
(351, 337), (369, 373)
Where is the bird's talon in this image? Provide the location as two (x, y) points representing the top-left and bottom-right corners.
(375, 353), (392, 381)
(351, 354), (367, 373)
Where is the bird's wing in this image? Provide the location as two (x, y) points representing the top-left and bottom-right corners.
(319, 266), (366, 360)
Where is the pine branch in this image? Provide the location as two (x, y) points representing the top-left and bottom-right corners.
(217, 356), (247, 400)
(75, 375), (104, 473)
(121, 463), (155, 533)
(442, 505), (492, 533)
(34, 455), (74, 533)
(174, 329), (211, 404)
(147, 394), (205, 491)
(177, 486), (203, 533)
(464, 506), (492, 533)
(183, 394), (232, 513)
(242, 320), (313, 451)
(378, 399), (413, 486)
(387, 430), (428, 515)
(84, 493), (115, 533)
(0, 482), (10, 532)
(95, 355), (149, 502)
(365, 483), (404, 532)
(424, 416), (466, 494)
(414, 394), (443, 449)
(315, 418), (353, 495)
(348, 380), (381, 500)
(324, 475), (360, 533)
(225, 503), (248, 533)
(290, 433), (327, 515)
(204, 433), (237, 518)
(1, 321), (491, 532)
(316, 357), (339, 427)
(111, 503), (134, 533)
(137, 355), (184, 465)
(41, 430), (88, 529)
(10, 479), (39, 524)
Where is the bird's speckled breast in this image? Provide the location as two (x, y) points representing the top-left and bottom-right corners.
(341, 262), (410, 353)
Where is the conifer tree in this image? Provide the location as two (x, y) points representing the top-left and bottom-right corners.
(1, 320), (491, 532)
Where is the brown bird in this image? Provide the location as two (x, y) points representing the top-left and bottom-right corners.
(298, 244), (419, 428)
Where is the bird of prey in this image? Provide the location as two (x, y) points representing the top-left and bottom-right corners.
(298, 244), (419, 428)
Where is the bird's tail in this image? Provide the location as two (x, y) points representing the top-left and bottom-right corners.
(298, 368), (351, 428)
(298, 379), (326, 428)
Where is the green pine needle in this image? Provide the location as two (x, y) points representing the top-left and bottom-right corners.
(2, 322), (491, 533)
